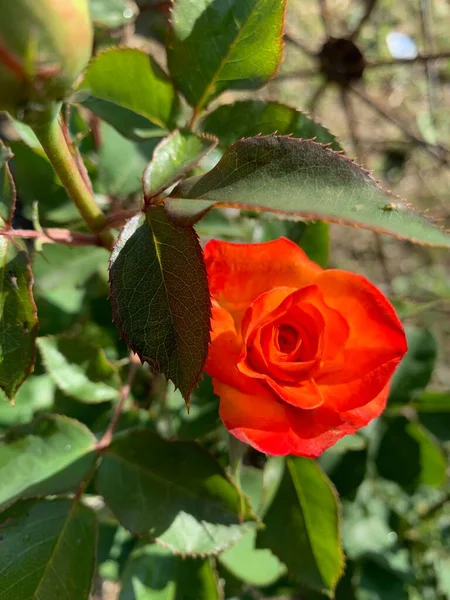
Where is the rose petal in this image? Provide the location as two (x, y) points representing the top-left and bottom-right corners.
(204, 238), (323, 325)
(215, 379), (389, 458)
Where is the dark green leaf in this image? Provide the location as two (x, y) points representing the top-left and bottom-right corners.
(120, 544), (219, 600)
(0, 238), (38, 399)
(167, 0), (286, 112)
(389, 327), (438, 404)
(200, 100), (341, 149)
(143, 131), (218, 200)
(0, 140), (15, 226)
(109, 207), (210, 401)
(413, 391), (450, 442)
(256, 457), (344, 596)
(37, 336), (119, 403)
(0, 499), (97, 600)
(0, 414), (96, 510)
(170, 136), (450, 246)
(90, 0), (139, 29)
(98, 122), (160, 200)
(80, 47), (179, 130)
(320, 444), (367, 500)
(357, 561), (408, 600)
(96, 429), (252, 555)
(375, 416), (446, 490)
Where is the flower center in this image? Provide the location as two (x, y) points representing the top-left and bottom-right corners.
(277, 324), (299, 353)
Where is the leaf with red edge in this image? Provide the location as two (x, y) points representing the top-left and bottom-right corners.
(167, 0), (286, 113)
(109, 206), (211, 404)
(143, 130), (218, 202)
(168, 135), (450, 247)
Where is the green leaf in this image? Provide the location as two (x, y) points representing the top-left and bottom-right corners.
(143, 131), (218, 201)
(0, 238), (38, 400)
(0, 414), (96, 510)
(0, 374), (55, 429)
(109, 207), (210, 402)
(167, 0), (286, 112)
(120, 544), (219, 600)
(95, 429), (252, 555)
(33, 244), (109, 334)
(170, 136), (450, 246)
(200, 100), (341, 150)
(0, 499), (97, 600)
(90, 0), (138, 29)
(37, 336), (119, 403)
(98, 121), (160, 201)
(413, 391), (450, 442)
(389, 327), (438, 404)
(219, 529), (286, 587)
(375, 416), (446, 490)
(256, 457), (344, 596)
(82, 97), (166, 142)
(0, 140), (15, 226)
(80, 47), (179, 131)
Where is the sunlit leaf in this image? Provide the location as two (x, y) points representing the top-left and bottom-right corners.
(0, 414), (96, 510)
(0, 140), (15, 226)
(80, 47), (179, 131)
(143, 131), (217, 200)
(37, 336), (119, 403)
(170, 136), (450, 246)
(167, 0), (286, 112)
(256, 457), (344, 596)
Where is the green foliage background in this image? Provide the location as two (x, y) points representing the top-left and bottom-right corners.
(0, 1), (449, 599)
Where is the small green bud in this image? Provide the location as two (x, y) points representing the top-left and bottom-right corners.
(0, 0), (93, 120)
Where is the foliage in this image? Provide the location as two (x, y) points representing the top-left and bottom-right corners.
(0, 1), (448, 599)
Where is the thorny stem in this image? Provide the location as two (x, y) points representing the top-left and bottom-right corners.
(0, 227), (101, 247)
(33, 117), (115, 250)
(97, 354), (140, 450)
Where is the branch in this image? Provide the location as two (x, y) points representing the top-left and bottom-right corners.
(365, 50), (450, 69)
(318, 0), (331, 35)
(97, 353), (140, 450)
(349, 84), (450, 165)
(349, 0), (377, 40)
(0, 227), (101, 247)
(284, 30), (316, 57)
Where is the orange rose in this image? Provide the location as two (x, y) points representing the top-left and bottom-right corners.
(204, 238), (407, 457)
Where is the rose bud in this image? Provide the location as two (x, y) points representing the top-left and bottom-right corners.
(205, 238), (407, 457)
(0, 0), (93, 117)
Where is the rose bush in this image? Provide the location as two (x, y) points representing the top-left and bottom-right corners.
(205, 237), (408, 457)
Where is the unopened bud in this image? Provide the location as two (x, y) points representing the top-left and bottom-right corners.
(0, 0), (93, 119)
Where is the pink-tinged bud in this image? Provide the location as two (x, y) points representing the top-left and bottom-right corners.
(0, 0), (93, 118)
